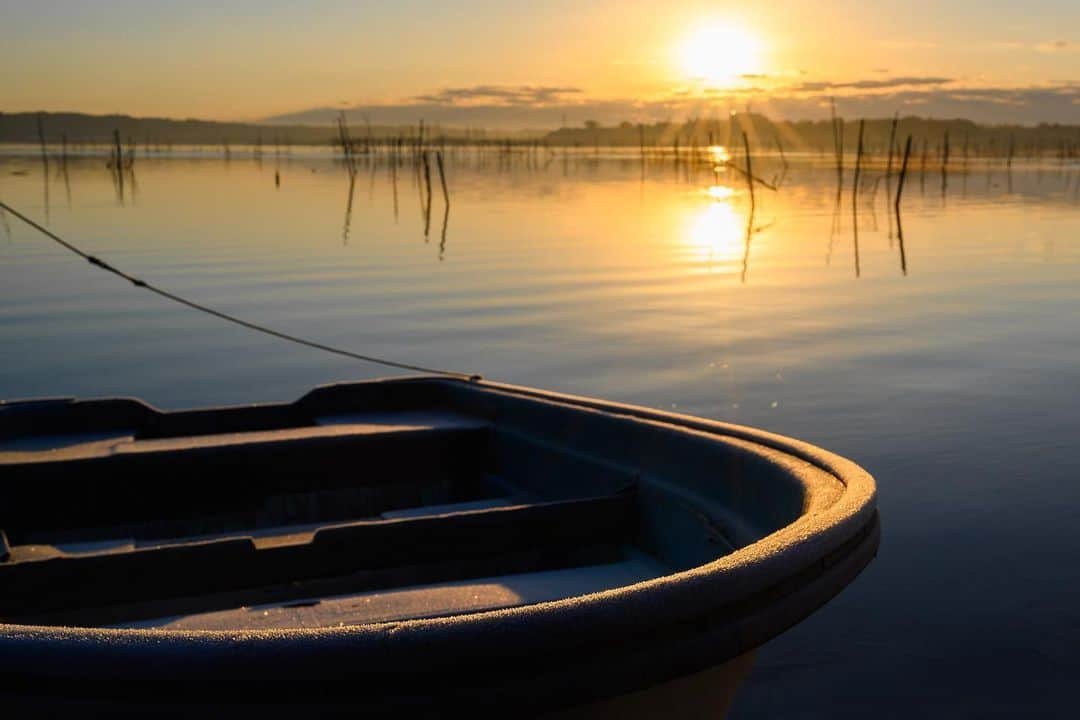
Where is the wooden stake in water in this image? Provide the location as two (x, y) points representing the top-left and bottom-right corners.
(851, 119), (865, 279)
(852, 119), (865, 211)
(895, 135), (913, 213)
(436, 151), (450, 207)
(113, 129), (124, 169)
(830, 98), (843, 187)
(112, 128), (125, 202)
(742, 132), (755, 210)
(422, 151), (433, 238)
(437, 152), (451, 260)
(391, 147), (400, 223)
(885, 111), (899, 180)
(36, 113), (48, 169)
(895, 135), (913, 276)
(941, 131), (950, 196)
(774, 131), (789, 171)
(59, 133), (72, 208)
(36, 113), (51, 223)
(337, 112), (355, 175)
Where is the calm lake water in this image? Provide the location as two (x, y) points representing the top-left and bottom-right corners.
(2, 146), (1080, 716)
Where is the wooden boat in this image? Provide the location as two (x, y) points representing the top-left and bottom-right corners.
(0, 377), (878, 715)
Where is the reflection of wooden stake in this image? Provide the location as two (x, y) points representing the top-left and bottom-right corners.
(741, 203), (755, 284)
(440, 203), (450, 261)
(342, 172), (356, 245)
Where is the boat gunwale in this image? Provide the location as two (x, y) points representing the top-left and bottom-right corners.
(0, 375), (878, 704)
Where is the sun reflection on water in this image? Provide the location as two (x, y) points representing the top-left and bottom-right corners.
(705, 184), (735, 200)
(685, 195), (745, 270)
(709, 145), (732, 165)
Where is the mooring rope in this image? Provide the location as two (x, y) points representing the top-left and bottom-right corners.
(0, 200), (480, 381)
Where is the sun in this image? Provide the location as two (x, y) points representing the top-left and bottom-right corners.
(680, 23), (762, 86)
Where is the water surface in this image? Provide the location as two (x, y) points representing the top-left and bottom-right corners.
(2, 147), (1079, 716)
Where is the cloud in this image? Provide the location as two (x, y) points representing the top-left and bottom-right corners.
(881, 40), (938, 50)
(789, 76), (954, 93)
(411, 85), (582, 106)
(768, 83), (1080, 122)
(1036, 40), (1076, 53)
(989, 40), (1077, 54)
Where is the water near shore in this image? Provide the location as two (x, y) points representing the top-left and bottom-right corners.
(2, 148), (1079, 716)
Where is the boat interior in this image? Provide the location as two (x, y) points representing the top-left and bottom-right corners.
(0, 379), (828, 630)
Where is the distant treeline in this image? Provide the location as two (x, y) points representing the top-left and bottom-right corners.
(548, 114), (1080, 158)
(0, 112), (493, 149)
(2, 111), (1079, 157)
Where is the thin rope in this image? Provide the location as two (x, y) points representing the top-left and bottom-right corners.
(0, 200), (480, 381)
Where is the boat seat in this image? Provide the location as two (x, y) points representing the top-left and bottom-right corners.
(0, 416), (495, 546)
(0, 488), (638, 627)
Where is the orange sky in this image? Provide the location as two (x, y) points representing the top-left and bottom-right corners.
(3, 1), (1077, 122)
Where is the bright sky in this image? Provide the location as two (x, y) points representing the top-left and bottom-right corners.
(3, 0), (1077, 121)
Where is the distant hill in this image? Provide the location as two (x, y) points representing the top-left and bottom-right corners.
(0, 112), (344, 146)
(263, 105), (557, 138)
(0, 112), (489, 147)
(1, 112), (1077, 157)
